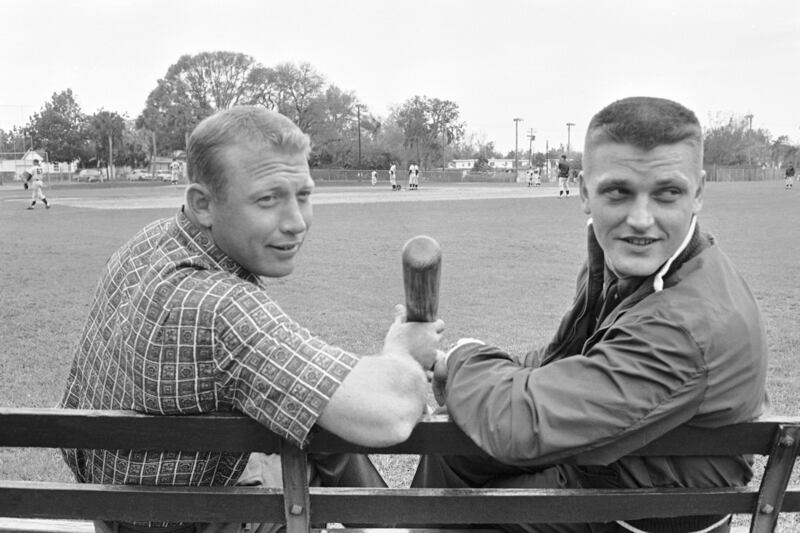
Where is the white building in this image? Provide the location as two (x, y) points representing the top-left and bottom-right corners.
(0, 150), (77, 179)
(447, 158), (531, 170)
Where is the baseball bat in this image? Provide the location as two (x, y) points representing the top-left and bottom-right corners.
(402, 235), (442, 322)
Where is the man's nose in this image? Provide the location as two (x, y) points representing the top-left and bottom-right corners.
(626, 195), (654, 230)
(280, 198), (308, 234)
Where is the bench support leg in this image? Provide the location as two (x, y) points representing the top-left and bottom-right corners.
(281, 441), (311, 533)
(750, 424), (800, 533)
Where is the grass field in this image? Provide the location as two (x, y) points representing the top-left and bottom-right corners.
(1, 180), (798, 528)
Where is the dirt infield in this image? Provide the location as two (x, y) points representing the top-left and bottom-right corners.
(0, 182), (558, 210)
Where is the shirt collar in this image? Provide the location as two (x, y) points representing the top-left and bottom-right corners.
(175, 210), (259, 283)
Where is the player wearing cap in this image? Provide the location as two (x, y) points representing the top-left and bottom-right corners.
(557, 155), (570, 198)
(25, 159), (50, 210)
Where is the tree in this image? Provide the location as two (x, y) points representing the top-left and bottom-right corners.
(25, 89), (91, 163)
(137, 51), (274, 154)
(305, 85), (358, 167)
(89, 110), (126, 176)
(704, 113), (770, 166)
(117, 122), (152, 169)
(269, 62), (326, 132)
(770, 135), (799, 168)
(394, 96), (464, 168)
(0, 127), (32, 154)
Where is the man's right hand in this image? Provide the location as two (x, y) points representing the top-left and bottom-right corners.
(432, 351), (448, 406)
(432, 338), (485, 406)
(381, 304), (444, 371)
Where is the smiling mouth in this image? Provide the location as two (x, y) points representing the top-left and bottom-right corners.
(621, 237), (658, 246)
(270, 243), (300, 252)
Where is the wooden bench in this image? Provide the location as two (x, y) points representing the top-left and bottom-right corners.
(1, 408), (798, 533)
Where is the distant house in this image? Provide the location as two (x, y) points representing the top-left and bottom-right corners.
(152, 151), (187, 173)
(448, 158), (531, 171)
(449, 159), (477, 170)
(488, 158), (530, 170)
(0, 150), (77, 180)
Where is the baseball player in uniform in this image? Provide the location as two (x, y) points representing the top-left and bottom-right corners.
(390, 163), (398, 190)
(371, 169), (377, 186)
(557, 155), (570, 198)
(169, 158), (183, 184)
(785, 165), (795, 189)
(25, 159), (51, 210)
(409, 163), (419, 190)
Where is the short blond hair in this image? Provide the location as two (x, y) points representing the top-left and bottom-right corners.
(187, 106), (310, 199)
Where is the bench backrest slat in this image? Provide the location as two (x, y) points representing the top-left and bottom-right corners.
(1, 408), (798, 532)
(0, 408), (793, 455)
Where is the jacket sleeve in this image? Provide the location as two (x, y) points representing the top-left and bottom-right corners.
(444, 314), (708, 466)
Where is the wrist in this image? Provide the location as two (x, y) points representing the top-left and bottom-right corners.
(445, 338), (485, 362)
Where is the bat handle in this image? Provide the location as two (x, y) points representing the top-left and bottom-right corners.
(402, 236), (442, 322)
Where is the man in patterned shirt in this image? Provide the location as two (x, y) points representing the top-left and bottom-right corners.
(60, 106), (444, 533)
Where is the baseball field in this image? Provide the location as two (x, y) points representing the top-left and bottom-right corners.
(1, 179), (798, 527)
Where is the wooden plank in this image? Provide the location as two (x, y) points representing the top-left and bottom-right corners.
(0, 408), (283, 453)
(0, 408), (793, 456)
(0, 518), (94, 533)
(306, 487), (763, 524)
(0, 481), (285, 523)
(0, 481), (768, 525)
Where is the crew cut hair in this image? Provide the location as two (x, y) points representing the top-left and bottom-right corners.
(187, 106), (311, 199)
(585, 97), (702, 152)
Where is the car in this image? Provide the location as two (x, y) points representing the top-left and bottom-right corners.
(128, 169), (155, 181)
(159, 171), (176, 183)
(74, 169), (104, 182)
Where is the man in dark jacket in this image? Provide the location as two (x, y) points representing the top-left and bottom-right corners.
(415, 97), (769, 533)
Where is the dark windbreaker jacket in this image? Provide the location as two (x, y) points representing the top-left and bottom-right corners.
(443, 223), (769, 490)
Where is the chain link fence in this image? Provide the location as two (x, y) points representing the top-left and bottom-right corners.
(703, 165), (782, 182)
(311, 167), (784, 184)
(310, 169), (522, 184)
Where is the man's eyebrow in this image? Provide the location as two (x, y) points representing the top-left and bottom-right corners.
(654, 175), (691, 187)
(595, 177), (630, 189)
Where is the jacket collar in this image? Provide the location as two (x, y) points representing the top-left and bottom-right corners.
(586, 217), (710, 297)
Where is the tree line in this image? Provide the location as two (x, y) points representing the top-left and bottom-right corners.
(0, 51), (796, 171)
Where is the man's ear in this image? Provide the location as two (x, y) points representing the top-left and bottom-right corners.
(184, 183), (215, 229)
(579, 172), (591, 215)
(693, 170), (706, 214)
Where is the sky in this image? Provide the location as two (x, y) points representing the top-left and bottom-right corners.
(1, 0), (798, 154)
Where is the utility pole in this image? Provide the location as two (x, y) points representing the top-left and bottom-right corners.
(545, 139), (550, 181)
(744, 114), (753, 165)
(356, 104), (362, 172)
(108, 133), (113, 181)
(151, 131), (157, 179)
(513, 117), (523, 177)
(566, 122), (575, 157)
(527, 129), (535, 167)
(441, 121), (447, 171)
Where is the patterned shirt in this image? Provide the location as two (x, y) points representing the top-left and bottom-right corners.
(60, 210), (361, 490)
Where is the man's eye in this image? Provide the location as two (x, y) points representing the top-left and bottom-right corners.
(604, 187), (628, 200)
(297, 190), (312, 202)
(655, 188), (683, 201)
(257, 195), (278, 206)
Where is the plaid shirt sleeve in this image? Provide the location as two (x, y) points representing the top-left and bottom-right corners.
(203, 277), (361, 446)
